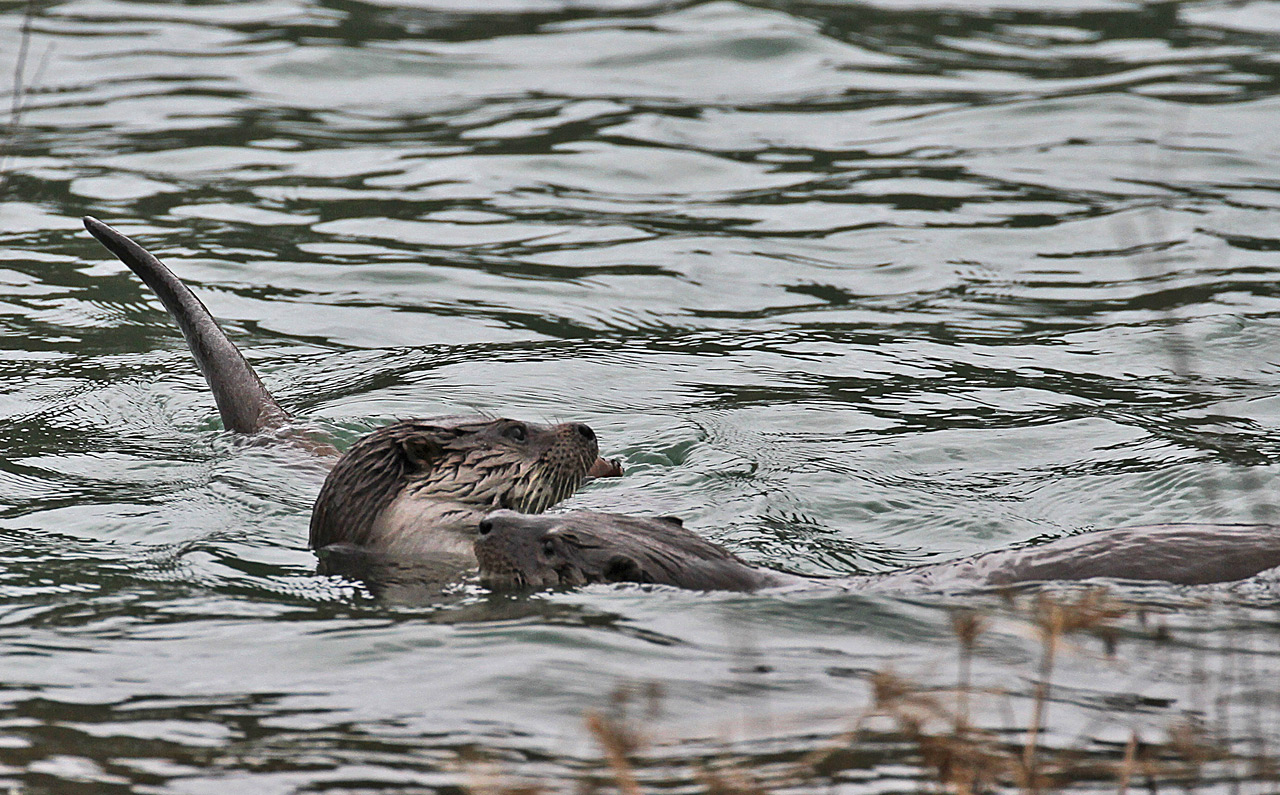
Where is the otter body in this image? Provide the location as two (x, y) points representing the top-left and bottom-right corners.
(83, 218), (619, 562)
(866, 523), (1280, 591)
(89, 216), (1280, 597)
(475, 511), (1280, 593)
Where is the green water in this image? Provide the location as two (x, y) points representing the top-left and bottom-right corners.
(2, 0), (1280, 791)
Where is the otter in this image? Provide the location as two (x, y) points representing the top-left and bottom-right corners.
(476, 511), (801, 591)
(474, 510), (1280, 593)
(83, 217), (291, 436)
(310, 417), (600, 557)
(82, 217), (621, 561)
(90, 216), (1278, 596)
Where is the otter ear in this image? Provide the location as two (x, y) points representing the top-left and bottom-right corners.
(603, 555), (647, 584)
(397, 435), (444, 471)
(657, 516), (684, 527)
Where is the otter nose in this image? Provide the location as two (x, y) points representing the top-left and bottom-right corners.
(573, 423), (595, 442)
(478, 518), (493, 536)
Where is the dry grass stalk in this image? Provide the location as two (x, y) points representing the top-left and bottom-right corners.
(461, 755), (546, 795)
(481, 591), (1263, 794)
(1022, 595), (1063, 791)
(952, 608), (985, 729)
(585, 710), (642, 795)
(1115, 730), (1138, 795)
(857, 668), (1014, 794)
(1022, 589), (1128, 791)
(468, 781), (544, 795)
(694, 761), (770, 795)
(580, 680), (665, 795)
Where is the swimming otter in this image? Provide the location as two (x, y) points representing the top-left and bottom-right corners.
(82, 217), (620, 559)
(475, 510), (1280, 592)
(311, 417), (600, 557)
(476, 510), (800, 591)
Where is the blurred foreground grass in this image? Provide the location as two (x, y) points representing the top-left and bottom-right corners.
(471, 589), (1279, 795)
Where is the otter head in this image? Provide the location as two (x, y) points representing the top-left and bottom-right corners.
(474, 511), (653, 590)
(474, 510), (783, 592)
(309, 417), (602, 557)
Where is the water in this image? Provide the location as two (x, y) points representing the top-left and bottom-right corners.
(2, 0), (1280, 791)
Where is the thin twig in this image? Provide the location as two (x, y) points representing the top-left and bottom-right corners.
(0, 0), (36, 193)
(585, 711), (642, 795)
(1117, 730), (1139, 795)
(1023, 596), (1064, 794)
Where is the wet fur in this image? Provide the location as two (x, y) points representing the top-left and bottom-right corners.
(476, 511), (1280, 593)
(84, 217), (608, 561)
(311, 418), (599, 556)
(877, 523), (1280, 590)
(476, 510), (796, 591)
(83, 217), (289, 434)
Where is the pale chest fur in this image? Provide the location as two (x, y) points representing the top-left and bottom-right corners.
(366, 490), (483, 558)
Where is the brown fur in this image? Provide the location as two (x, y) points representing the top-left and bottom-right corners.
(310, 418), (599, 557)
(475, 511), (1280, 594)
(475, 510), (797, 591)
(82, 219), (616, 563)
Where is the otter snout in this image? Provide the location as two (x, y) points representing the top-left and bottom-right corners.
(475, 509), (526, 543)
(474, 510), (557, 590)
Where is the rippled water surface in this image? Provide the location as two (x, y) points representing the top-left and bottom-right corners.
(3, 0), (1280, 791)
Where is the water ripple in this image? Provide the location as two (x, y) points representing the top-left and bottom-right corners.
(3, 0), (1280, 789)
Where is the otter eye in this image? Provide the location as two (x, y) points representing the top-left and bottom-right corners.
(504, 423), (528, 443)
(541, 538), (557, 557)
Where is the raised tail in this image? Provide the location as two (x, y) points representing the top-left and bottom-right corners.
(83, 216), (290, 434)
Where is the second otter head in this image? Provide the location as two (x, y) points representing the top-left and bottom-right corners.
(309, 417), (603, 557)
(474, 510), (790, 592)
(474, 510), (648, 590)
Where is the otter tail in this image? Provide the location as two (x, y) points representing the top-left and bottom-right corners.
(83, 216), (290, 435)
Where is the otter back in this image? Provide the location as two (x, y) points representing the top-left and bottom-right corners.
(474, 511), (1280, 594)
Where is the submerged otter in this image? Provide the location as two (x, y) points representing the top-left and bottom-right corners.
(82, 217), (619, 560)
(475, 510), (1280, 593)
(476, 511), (800, 591)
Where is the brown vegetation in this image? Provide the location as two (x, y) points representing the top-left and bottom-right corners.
(469, 589), (1275, 794)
